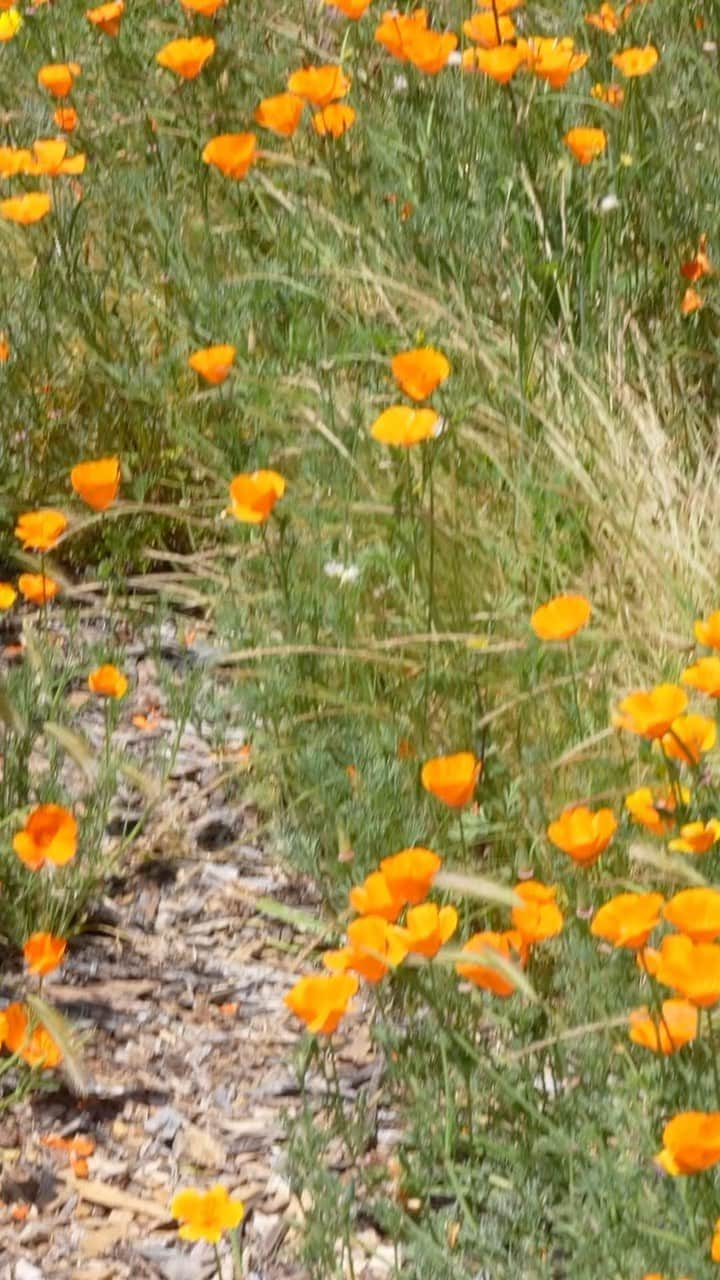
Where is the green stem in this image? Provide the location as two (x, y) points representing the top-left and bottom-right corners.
(458, 811), (469, 863)
(660, 743), (687, 812)
(421, 447), (436, 747)
(439, 1030), (480, 1234)
(566, 639), (584, 738)
(229, 1227), (243, 1278)
(104, 698), (112, 775)
(213, 1243), (224, 1279)
(637, 951), (673, 1086)
(706, 1008), (720, 1110)
(40, 551), (47, 635)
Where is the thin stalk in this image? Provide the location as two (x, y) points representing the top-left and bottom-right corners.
(706, 1008), (720, 1110)
(660, 742), (689, 813)
(213, 1243), (224, 1279)
(566, 639), (584, 739)
(458, 811), (469, 863)
(439, 1030), (480, 1234)
(229, 1227), (243, 1279)
(637, 950), (674, 1084)
(104, 698), (112, 775)
(421, 446), (437, 746)
(40, 552), (48, 635)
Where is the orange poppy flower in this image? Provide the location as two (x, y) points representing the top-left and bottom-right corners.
(695, 610), (720, 649)
(171, 1185), (244, 1244)
(680, 288), (703, 316)
(462, 42), (528, 82)
(14, 508), (67, 550)
(661, 714), (716, 765)
(456, 929), (526, 997)
(590, 891), (664, 950)
(404, 28), (458, 74)
(287, 65), (351, 107)
(380, 847), (441, 905)
(70, 456), (120, 510)
(668, 819), (720, 855)
(254, 93), (304, 138)
(284, 972), (359, 1033)
(530, 593), (591, 641)
(526, 37), (589, 89)
(0, 582), (17, 609)
(396, 903), (458, 958)
(0, 332), (9, 361)
(179, 0), (226, 13)
(54, 107), (79, 132)
(0, 7), (21, 39)
(663, 888), (720, 943)
(463, 11), (515, 46)
(681, 655), (720, 698)
(17, 572), (59, 604)
(511, 880), (564, 944)
(349, 870), (404, 922)
(85, 0), (124, 35)
(370, 406), (441, 446)
(13, 804), (78, 870)
(680, 235), (712, 283)
(611, 45), (658, 77)
(323, 0), (371, 15)
(202, 133), (256, 179)
(323, 915), (408, 982)
(23, 139), (86, 177)
(655, 1111), (720, 1175)
(228, 470), (286, 524)
(188, 344), (236, 384)
(628, 999), (698, 1055)
(590, 81), (624, 106)
(564, 127), (607, 165)
(312, 104), (356, 138)
(0, 146), (30, 178)
(421, 751), (482, 808)
(612, 683), (688, 739)
(647, 933), (720, 1007)
(0, 193), (53, 225)
(547, 805), (617, 866)
(88, 663), (128, 698)
(1, 1002), (62, 1068)
(374, 8), (429, 60)
(391, 346), (450, 402)
(624, 785), (688, 836)
(585, 3), (623, 33)
(23, 931), (67, 976)
(37, 63), (81, 99)
(156, 36), (215, 79)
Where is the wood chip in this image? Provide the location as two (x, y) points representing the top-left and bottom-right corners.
(60, 1175), (173, 1222)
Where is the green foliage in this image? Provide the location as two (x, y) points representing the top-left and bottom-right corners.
(2, 0), (720, 1271)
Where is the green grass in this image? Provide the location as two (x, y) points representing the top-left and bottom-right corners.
(2, 0), (720, 1273)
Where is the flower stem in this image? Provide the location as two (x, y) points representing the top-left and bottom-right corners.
(104, 699), (112, 775)
(706, 1008), (720, 1109)
(213, 1243), (224, 1279)
(40, 551), (48, 635)
(567, 639), (585, 738)
(229, 1227), (243, 1279)
(421, 445), (437, 747)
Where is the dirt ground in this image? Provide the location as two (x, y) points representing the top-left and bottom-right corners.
(0, 615), (392, 1280)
